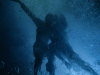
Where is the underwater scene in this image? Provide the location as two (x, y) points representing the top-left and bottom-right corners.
(0, 0), (100, 75)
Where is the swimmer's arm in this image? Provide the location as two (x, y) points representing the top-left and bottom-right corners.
(11, 0), (44, 27)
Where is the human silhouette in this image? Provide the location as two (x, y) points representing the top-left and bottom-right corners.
(11, 0), (57, 75)
(50, 14), (98, 75)
(33, 14), (56, 75)
(11, 0), (99, 75)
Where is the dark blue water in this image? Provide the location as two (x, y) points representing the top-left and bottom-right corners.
(0, 0), (100, 75)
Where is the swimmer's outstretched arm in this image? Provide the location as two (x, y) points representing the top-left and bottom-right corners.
(11, 0), (44, 27)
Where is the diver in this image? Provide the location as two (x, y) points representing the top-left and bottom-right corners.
(50, 14), (98, 75)
(10, 0), (56, 75)
(33, 14), (56, 75)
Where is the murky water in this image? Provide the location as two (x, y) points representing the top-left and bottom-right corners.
(0, 0), (100, 75)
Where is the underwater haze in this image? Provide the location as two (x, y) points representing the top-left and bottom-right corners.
(0, 0), (100, 75)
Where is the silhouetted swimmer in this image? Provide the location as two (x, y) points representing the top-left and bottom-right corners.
(33, 14), (57, 75)
(45, 14), (72, 75)
(11, 1), (57, 75)
(50, 14), (98, 75)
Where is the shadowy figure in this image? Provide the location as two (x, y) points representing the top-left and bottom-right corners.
(11, 0), (99, 75)
(33, 14), (55, 75)
(50, 14), (98, 75)
(11, 0), (56, 75)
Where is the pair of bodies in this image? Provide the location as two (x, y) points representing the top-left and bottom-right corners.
(11, 0), (99, 75)
(33, 14), (69, 75)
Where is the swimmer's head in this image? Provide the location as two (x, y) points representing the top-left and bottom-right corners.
(45, 14), (57, 27)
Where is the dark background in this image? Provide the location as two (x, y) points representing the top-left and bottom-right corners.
(0, 0), (36, 74)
